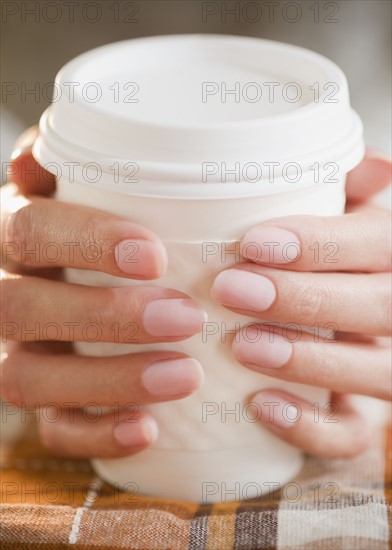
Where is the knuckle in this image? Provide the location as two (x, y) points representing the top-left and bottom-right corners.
(6, 202), (55, 268)
(375, 281), (392, 335)
(106, 286), (145, 329)
(299, 344), (333, 386)
(75, 214), (99, 246)
(74, 214), (112, 263)
(7, 205), (37, 263)
(0, 277), (25, 338)
(287, 279), (330, 324)
(78, 287), (133, 341)
(83, 287), (115, 328)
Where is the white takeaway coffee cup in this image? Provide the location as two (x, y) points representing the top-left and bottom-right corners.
(34, 35), (364, 503)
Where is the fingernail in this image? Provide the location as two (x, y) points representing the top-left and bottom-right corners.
(253, 391), (300, 429)
(115, 239), (168, 278)
(113, 417), (158, 447)
(242, 227), (301, 264)
(211, 270), (276, 311)
(233, 327), (292, 370)
(142, 358), (204, 397)
(143, 298), (208, 337)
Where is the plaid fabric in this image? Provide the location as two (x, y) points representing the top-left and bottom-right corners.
(1, 421), (391, 550)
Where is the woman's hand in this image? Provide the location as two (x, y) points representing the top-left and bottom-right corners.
(1, 127), (206, 458)
(211, 151), (391, 458)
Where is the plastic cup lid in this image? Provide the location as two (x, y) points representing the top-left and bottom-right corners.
(34, 34), (364, 197)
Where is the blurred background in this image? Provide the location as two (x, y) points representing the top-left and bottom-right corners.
(1, 0), (391, 163)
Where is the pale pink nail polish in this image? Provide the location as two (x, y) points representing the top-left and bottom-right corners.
(211, 270), (276, 311)
(233, 326), (292, 370)
(113, 417), (158, 447)
(253, 391), (300, 429)
(142, 358), (204, 397)
(241, 227), (301, 264)
(143, 298), (208, 337)
(115, 239), (168, 277)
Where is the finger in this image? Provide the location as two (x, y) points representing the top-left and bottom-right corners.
(211, 265), (391, 335)
(39, 408), (158, 458)
(232, 326), (391, 400)
(9, 127), (56, 196)
(345, 150), (391, 204)
(1, 187), (168, 280)
(1, 274), (207, 343)
(250, 390), (371, 458)
(1, 348), (204, 407)
(239, 211), (391, 272)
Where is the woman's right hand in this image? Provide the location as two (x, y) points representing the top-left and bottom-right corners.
(0, 127), (206, 458)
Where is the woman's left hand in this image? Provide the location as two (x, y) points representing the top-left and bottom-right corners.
(211, 151), (391, 458)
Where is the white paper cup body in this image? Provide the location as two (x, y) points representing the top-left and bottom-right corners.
(34, 35), (364, 502)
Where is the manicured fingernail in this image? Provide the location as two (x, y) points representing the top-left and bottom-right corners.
(241, 227), (301, 264)
(143, 298), (208, 337)
(253, 391), (300, 429)
(211, 270), (276, 311)
(113, 417), (158, 447)
(115, 239), (168, 278)
(142, 358), (204, 397)
(233, 327), (292, 370)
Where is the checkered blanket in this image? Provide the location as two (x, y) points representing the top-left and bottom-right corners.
(1, 421), (391, 549)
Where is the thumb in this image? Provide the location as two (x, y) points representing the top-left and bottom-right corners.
(9, 126), (56, 196)
(346, 149), (391, 204)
